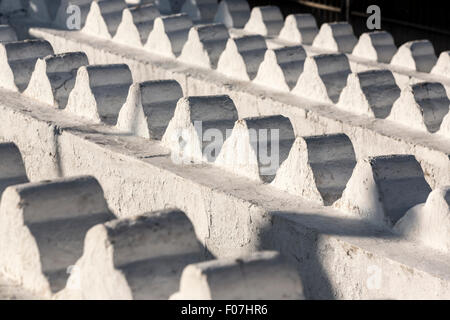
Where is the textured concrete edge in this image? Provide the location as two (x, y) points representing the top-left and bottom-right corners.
(0, 89), (449, 299)
(29, 28), (450, 190)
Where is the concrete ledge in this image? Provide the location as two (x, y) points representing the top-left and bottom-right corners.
(171, 251), (305, 300)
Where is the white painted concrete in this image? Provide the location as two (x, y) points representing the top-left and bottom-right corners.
(171, 251), (305, 300)
(278, 14), (318, 45)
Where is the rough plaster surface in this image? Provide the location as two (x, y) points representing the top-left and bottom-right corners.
(30, 28), (450, 190)
(171, 251), (305, 300)
(334, 155), (432, 227)
(0, 176), (114, 297)
(24, 52), (89, 108)
(0, 24), (17, 42)
(58, 209), (205, 299)
(0, 91), (449, 299)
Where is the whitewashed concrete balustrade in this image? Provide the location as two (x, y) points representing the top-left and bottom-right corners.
(278, 14), (318, 45)
(171, 251), (305, 300)
(0, 39), (54, 92)
(179, 23), (229, 69)
(65, 64), (133, 123)
(214, 0), (250, 28)
(24, 52), (89, 108)
(0, 176), (115, 297)
(113, 4), (160, 47)
(116, 80), (183, 139)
